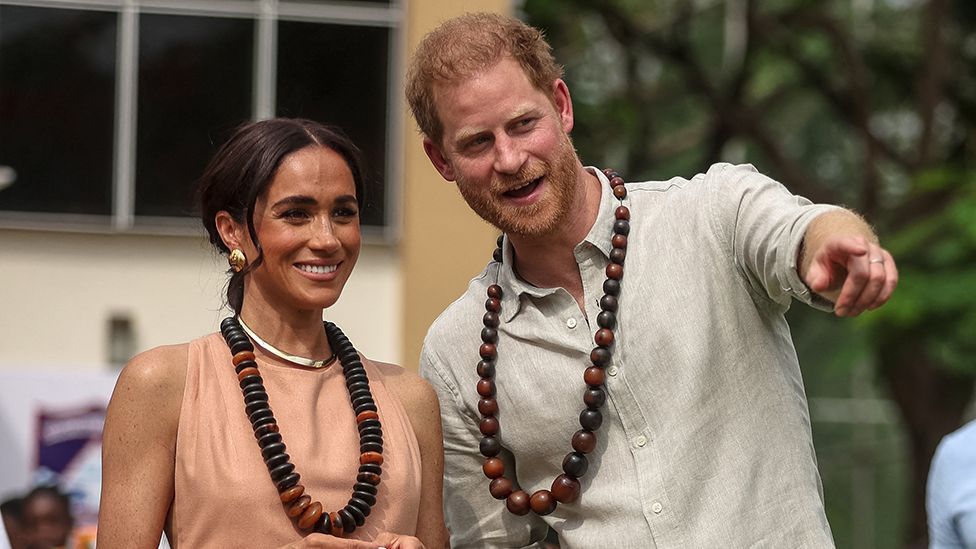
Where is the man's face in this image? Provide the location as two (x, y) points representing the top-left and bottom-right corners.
(424, 57), (581, 237)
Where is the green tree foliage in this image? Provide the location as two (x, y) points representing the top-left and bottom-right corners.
(522, 0), (976, 546)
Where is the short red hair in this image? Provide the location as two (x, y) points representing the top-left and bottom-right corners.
(405, 12), (564, 146)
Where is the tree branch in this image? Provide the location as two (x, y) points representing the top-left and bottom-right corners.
(916, 0), (950, 167)
(596, 1), (833, 203)
(758, 8), (913, 179)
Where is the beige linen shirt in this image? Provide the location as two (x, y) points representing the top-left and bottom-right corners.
(421, 163), (838, 548)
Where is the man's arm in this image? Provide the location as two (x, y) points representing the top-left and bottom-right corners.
(798, 210), (898, 317)
(419, 347), (549, 549)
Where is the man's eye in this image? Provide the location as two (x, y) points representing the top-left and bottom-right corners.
(465, 135), (491, 151)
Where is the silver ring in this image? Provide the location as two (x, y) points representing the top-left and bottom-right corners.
(869, 257), (884, 264)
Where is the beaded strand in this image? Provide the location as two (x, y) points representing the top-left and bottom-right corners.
(220, 317), (384, 535)
(475, 168), (630, 516)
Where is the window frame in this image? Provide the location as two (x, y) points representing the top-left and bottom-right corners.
(0, 0), (404, 242)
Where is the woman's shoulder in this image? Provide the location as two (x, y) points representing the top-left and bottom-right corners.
(121, 332), (224, 385)
(365, 358), (438, 415)
(365, 359), (443, 466)
(364, 357), (406, 378)
(113, 343), (190, 411)
(125, 343), (189, 379)
(103, 343), (190, 457)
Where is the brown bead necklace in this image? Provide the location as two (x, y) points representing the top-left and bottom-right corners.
(475, 168), (630, 516)
(220, 316), (383, 536)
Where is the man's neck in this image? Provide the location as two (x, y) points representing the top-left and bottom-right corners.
(508, 167), (603, 309)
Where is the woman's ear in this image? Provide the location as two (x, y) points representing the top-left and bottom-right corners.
(215, 211), (245, 251)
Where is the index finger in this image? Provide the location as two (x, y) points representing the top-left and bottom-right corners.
(824, 236), (871, 260)
(301, 534), (381, 549)
(833, 254), (873, 316)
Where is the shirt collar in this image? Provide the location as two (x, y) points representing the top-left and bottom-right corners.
(580, 167), (617, 260)
(495, 166), (617, 323)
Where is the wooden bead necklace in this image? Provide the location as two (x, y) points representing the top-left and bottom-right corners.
(220, 316), (384, 536)
(475, 168), (630, 516)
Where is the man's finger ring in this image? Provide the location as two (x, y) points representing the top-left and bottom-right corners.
(869, 257), (884, 264)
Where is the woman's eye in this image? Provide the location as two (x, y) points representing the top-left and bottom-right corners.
(280, 209), (310, 220)
(333, 207), (359, 219)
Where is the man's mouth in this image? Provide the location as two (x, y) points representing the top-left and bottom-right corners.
(503, 176), (543, 199)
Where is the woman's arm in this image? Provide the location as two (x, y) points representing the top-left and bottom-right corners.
(386, 369), (448, 549)
(97, 344), (188, 549)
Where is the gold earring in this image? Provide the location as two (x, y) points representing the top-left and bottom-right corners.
(228, 249), (247, 272)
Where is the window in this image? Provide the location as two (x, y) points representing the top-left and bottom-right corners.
(0, 0), (400, 234)
(135, 13), (254, 219)
(0, 6), (117, 216)
(276, 21), (390, 226)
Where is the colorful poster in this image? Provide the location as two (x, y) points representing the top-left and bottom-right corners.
(35, 405), (106, 528)
(0, 371), (118, 549)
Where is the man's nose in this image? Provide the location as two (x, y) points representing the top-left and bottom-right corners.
(492, 134), (525, 175)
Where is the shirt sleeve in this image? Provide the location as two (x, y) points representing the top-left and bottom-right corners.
(928, 438), (959, 547)
(420, 342), (549, 548)
(928, 426), (976, 548)
(706, 163), (840, 312)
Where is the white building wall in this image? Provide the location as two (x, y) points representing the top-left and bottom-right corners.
(0, 229), (401, 371)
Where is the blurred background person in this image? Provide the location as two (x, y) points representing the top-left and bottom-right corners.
(1, 495), (25, 549)
(20, 487), (73, 549)
(927, 419), (976, 548)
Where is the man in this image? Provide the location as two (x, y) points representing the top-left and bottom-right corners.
(407, 12), (897, 548)
(927, 419), (976, 548)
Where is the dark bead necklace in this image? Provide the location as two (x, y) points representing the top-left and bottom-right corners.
(220, 316), (384, 536)
(476, 168), (630, 516)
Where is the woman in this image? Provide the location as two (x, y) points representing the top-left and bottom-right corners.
(97, 119), (446, 549)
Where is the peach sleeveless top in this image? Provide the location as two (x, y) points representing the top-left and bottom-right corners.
(169, 333), (422, 547)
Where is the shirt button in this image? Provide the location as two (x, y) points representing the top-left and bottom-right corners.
(566, 318), (578, 329)
(634, 435), (647, 448)
(607, 366), (619, 376)
(652, 501), (663, 514)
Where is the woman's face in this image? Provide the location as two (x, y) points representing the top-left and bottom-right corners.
(242, 145), (361, 312)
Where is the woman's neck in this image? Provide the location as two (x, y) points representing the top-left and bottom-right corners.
(237, 286), (332, 360)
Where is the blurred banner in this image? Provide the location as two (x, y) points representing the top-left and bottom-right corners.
(0, 369), (119, 545)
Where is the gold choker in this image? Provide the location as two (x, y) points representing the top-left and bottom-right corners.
(237, 318), (338, 368)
